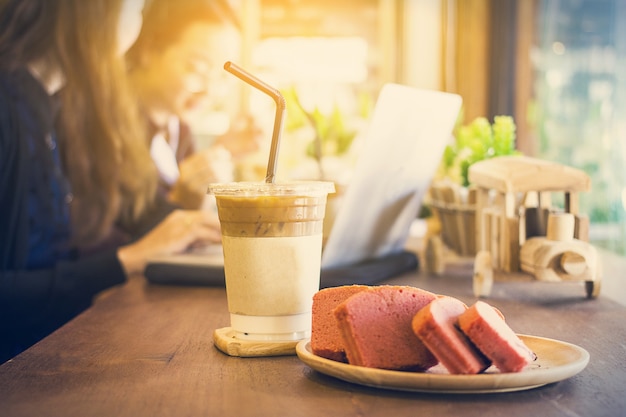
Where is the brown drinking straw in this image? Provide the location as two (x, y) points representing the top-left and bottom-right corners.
(223, 61), (285, 184)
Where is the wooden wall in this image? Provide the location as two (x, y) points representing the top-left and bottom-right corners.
(448, 0), (491, 123)
(443, 0), (537, 152)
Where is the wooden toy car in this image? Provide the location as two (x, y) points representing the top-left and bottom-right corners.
(468, 156), (601, 298)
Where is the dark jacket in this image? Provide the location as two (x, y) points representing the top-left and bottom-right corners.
(0, 69), (173, 363)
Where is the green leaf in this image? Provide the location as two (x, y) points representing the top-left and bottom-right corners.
(445, 115), (520, 186)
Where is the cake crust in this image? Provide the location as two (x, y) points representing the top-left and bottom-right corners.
(311, 285), (369, 362)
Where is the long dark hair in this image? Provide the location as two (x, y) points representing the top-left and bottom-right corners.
(0, 0), (157, 246)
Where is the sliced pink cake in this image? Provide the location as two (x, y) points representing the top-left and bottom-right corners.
(311, 285), (370, 362)
(334, 285), (438, 371)
(458, 301), (536, 372)
(412, 296), (491, 374)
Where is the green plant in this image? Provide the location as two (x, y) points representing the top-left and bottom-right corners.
(441, 115), (520, 186)
(282, 86), (371, 179)
(283, 86), (365, 158)
(302, 105), (356, 158)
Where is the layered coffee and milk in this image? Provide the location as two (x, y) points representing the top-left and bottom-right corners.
(210, 182), (334, 341)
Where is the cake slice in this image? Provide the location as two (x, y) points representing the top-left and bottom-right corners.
(311, 285), (370, 362)
(334, 285), (438, 371)
(411, 296), (491, 374)
(458, 301), (536, 372)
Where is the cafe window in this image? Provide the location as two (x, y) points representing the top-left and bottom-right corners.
(453, 0), (626, 257)
(530, 0), (626, 255)
(227, 0), (405, 180)
(238, 0), (397, 106)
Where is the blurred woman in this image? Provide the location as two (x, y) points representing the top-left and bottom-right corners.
(126, 0), (261, 209)
(0, 0), (222, 363)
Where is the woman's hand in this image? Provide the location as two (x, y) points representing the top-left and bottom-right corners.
(168, 146), (234, 209)
(212, 114), (262, 160)
(117, 209), (222, 275)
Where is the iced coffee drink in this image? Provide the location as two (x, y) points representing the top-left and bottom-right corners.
(209, 181), (334, 341)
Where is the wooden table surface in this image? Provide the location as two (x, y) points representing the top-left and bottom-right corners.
(1, 256), (625, 417)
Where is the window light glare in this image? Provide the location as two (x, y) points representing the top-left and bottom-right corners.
(552, 41), (566, 55)
(253, 37), (368, 83)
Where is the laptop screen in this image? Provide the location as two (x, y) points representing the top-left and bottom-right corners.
(321, 83), (462, 269)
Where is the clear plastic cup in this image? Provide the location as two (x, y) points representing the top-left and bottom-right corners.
(208, 181), (335, 341)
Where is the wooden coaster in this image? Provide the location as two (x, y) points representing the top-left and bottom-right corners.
(213, 327), (301, 357)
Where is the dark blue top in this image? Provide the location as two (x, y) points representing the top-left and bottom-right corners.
(0, 69), (174, 363)
(0, 69), (74, 268)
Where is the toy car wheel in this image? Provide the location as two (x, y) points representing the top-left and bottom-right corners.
(473, 250), (493, 297)
(585, 259), (602, 298)
(585, 280), (601, 299)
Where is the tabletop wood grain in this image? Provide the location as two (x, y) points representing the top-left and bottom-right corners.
(1, 256), (625, 417)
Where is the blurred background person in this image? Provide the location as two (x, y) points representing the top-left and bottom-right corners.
(0, 0), (221, 363)
(126, 0), (261, 210)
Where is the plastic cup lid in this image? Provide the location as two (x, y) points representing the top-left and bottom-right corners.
(208, 181), (335, 197)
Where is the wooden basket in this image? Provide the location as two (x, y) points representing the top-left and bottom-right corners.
(429, 182), (477, 257)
